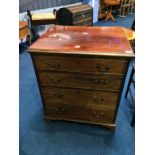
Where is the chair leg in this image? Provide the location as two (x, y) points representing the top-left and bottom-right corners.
(125, 65), (135, 98)
(131, 110), (135, 127)
(111, 13), (116, 21)
(27, 35), (31, 45)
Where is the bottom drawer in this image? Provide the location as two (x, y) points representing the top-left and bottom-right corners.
(45, 103), (115, 123)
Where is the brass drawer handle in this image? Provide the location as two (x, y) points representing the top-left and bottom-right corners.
(54, 107), (66, 114)
(49, 77), (61, 84)
(54, 93), (63, 98)
(93, 96), (105, 103)
(94, 79), (108, 84)
(92, 112), (104, 118)
(96, 63), (112, 73)
(47, 63), (60, 70)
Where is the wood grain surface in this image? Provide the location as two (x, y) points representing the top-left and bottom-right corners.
(28, 26), (134, 57)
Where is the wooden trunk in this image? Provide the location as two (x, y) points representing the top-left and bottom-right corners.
(28, 26), (134, 130)
(55, 4), (93, 26)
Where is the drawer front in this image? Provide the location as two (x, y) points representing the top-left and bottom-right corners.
(45, 103), (115, 123)
(33, 55), (127, 75)
(42, 87), (118, 108)
(38, 72), (123, 91)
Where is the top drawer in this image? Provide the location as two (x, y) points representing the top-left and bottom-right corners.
(32, 55), (127, 75)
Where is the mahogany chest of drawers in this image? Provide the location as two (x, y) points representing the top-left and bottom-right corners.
(28, 26), (134, 130)
(55, 4), (93, 26)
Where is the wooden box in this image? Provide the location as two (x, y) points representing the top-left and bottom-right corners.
(28, 26), (134, 130)
(55, 4), (93, 26)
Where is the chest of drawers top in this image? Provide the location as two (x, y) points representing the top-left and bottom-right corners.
(28, 25), (134, 58)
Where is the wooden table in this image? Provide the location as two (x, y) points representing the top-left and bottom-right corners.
(28, 26), (134, 130)
(104, 0), (120, 21)
(19, 21), (31, 45)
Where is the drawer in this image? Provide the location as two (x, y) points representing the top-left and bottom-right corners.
(42, 87), (119, 108)
(45, 103), (115, 123)
(33, 55), (127, 75)
(38, 72), (123, 91)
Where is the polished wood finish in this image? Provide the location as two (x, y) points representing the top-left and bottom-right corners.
(29, 26), (134, 58)
(28, 25), (134, 130)
(19, 21), (31, 44)
(105, 0), (121, 5)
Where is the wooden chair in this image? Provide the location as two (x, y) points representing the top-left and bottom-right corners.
(118, 0), (135, 17)
(128, 0), (135, 14)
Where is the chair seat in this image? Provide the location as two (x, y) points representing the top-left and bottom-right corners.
(19, 21), (27, 29)
(32, 12), (56, 21)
